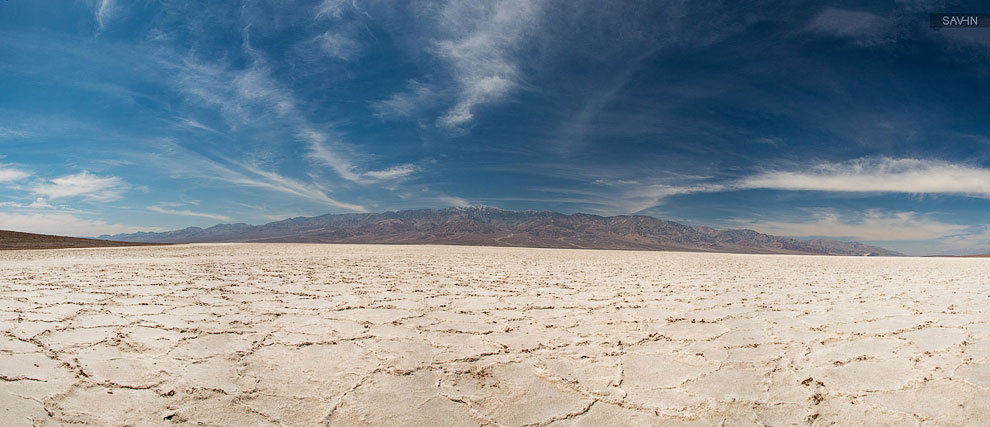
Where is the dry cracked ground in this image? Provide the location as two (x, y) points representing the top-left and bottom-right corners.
(1, 244), (989, 426)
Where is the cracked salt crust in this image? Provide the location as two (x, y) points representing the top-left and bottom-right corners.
(0, 243), (989, 426)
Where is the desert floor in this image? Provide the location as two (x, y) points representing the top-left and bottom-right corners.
(0, 244), (988, 426)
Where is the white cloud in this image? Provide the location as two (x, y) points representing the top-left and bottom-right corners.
(531, 157), (990, 215)
(234, 68), (294, 113)
(0, 127), (30, 139)
(364, 164), (417, 181)
(0, 166), (30, 183)
(393, 189), (472, 209)
(235, 170), (359, 210)
(28, 198), (52, 209)
(0, 198), (50, 209)
(147, 206), (231, 222)
(230, 160), (365, 212)
(301, 128), (418, 185)
(315, 31), (359, 61)
(372, 80), (434, 120)
(299, 129), (366, 183)
(553, 49), (658, 152)
(934, 227), (990, 254)
(141, 141), (367, 213)
(751, 137), (781, 146)
(262, 213), (302, 221)
(172, 57), (414, 190)
(739, 158), (990, 197)
(577, 179), (727, 214)
(315, 0), (354, 20)
(434, 195), (471, 208)
(0, 212), (164, 237)
(159, 54), (381, 207)
(804, 8), (889, 39)
(614, 157), (990, 213)
(33, 171), (127, 202)
(438, 75), (513, 128)
(171, 59), (291, 128)
(734, 210), (967, 241)
(432, 0), (543, 128)
(178, 118), (223, 135)
(95, 0), (118, 30)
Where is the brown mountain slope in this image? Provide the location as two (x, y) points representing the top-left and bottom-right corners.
(0, 230), (161, 250)
(102, 207), (903, 256)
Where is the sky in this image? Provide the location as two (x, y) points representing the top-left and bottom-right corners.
(1, 0), (989, 255)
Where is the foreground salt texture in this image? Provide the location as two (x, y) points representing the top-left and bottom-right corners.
(0, 244), (988, 426)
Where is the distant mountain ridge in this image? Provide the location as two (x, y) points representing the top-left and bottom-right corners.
(101, 206), (903, 256)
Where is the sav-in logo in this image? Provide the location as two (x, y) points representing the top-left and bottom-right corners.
(930, 14), (990, 28)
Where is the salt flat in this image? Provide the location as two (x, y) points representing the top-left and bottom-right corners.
(0, 244), (988, 426)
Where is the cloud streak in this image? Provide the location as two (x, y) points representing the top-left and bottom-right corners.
(95, 0), (118, 30)
(0, 166), (30, 183)
(32, 171), (127, 202)
(301, 128), (417, 185)
(145, 143), (368, 213)
(148, 205), (231, 222)
(314, 30), (360, 61)
(432, 0), (543, 129)
(734, 210), (968, 242)
(804, 8), (890, 40)
(739, 158), (990, 197)
(552, 157), (990, 215)
(171, 55), (417, 190)
(371, 80), (434, 120)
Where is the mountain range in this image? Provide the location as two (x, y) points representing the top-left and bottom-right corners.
(101, 207), (902, 256)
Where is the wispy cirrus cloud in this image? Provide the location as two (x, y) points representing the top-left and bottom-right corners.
(584, 179), (727, 214)
(732, 210), (968, 242)
(314, 30), (360, 61)
(143, 142), (368, 212)
(315, 0), (356, 20)
(297, 128), (366, 184)
(147, 205), (231, 222)
(171, 54), (417, 190)
(0, 165), (30, 183)
(94, 0), (119, 31)
(803, 8), (890, 40)
(364, 164), (417, 181)
(300, 128), (417, 185)
(32, 171), (128, 202)
(0, 198), (54, 209)
(739, 158), (990, 197)
(933, 227), (990, 255)
(230, 158), (367, 212)
(0, 127), (31, 140)
(371, 80), (435, 120)
(366, 0), (548, 129)
(262, 213), (304, 221)
(531, 157), (990, 216)
(393, 189), (472, 209)
(177, 118), (224, 135)
(169, 58), (293, 129)
(431, 0), (544, 129)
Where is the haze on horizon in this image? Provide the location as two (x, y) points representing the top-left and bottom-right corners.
(1, 0), (989, 256)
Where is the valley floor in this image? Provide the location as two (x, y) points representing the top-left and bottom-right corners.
(0, 244), (988, 425)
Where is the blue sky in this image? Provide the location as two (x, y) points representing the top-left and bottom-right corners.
(1, 0), (989, 255)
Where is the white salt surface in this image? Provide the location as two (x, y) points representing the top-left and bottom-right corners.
(0, 244), (988, 425)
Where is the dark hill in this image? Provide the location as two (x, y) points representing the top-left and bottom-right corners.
(0, 230), (161, 250)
